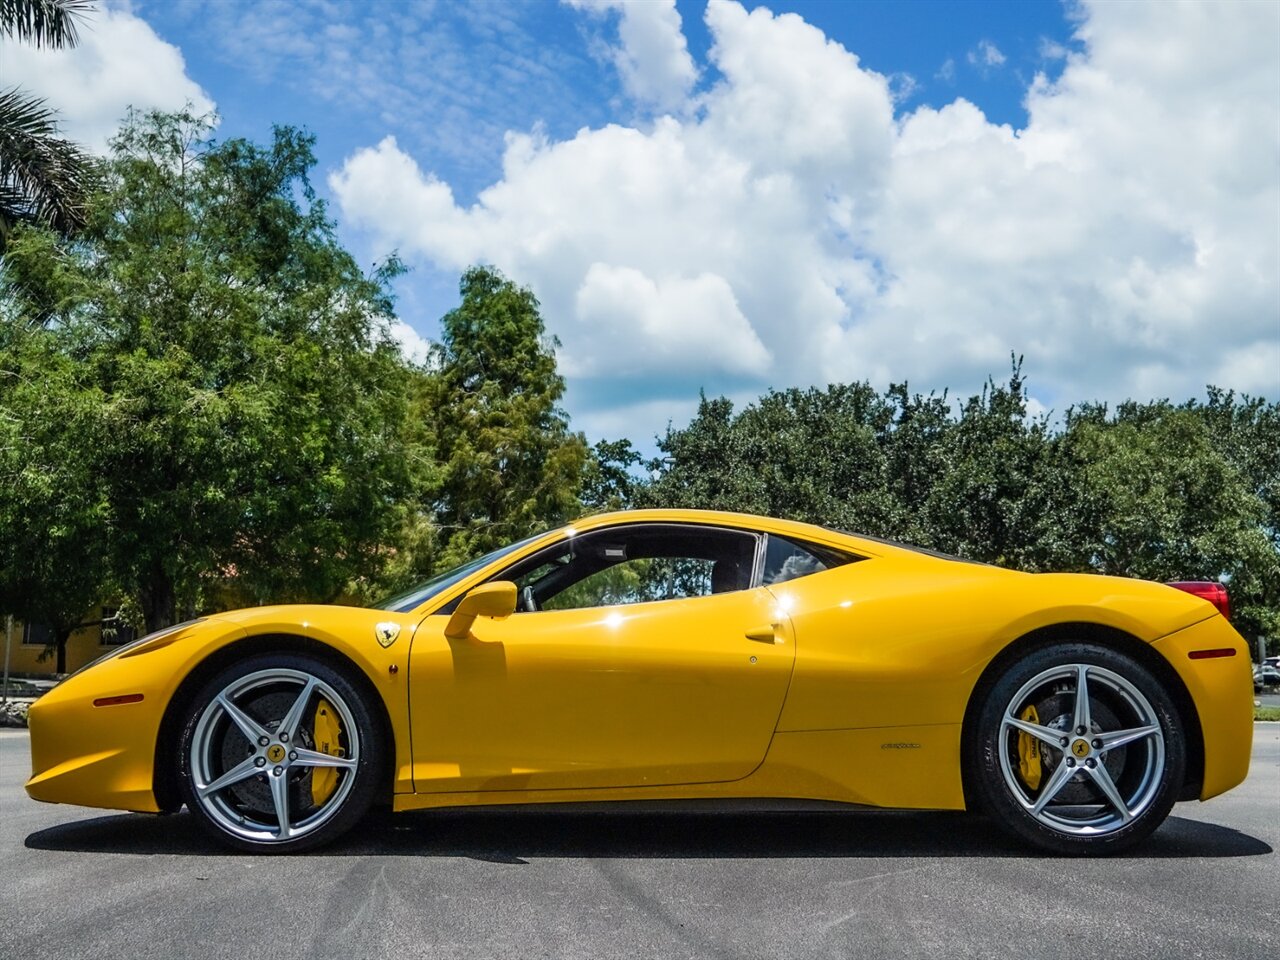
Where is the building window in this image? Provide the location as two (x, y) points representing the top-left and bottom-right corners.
(22, 622), (53, 647)
(100, 608), (137, 646)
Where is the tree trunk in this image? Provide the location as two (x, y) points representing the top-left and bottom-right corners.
(53, 627), (71, 675)
(140, 566), (176, 634)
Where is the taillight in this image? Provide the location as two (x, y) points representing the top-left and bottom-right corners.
(1168, 581), (1231, 621)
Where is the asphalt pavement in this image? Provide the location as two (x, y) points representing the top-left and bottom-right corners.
(2, 726), (1277, 960)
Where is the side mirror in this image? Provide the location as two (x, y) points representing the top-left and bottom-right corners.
(444, 581), (517, 639)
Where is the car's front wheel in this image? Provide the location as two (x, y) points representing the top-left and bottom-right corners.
(969, 642), (1185, 855)
(177, 652), (382, 853)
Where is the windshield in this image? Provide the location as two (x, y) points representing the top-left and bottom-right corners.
(374, 529), (559, 613)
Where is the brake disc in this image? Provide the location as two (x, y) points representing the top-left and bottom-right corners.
(1031, 691), (1126, 805)
(218, 691), (316, 816)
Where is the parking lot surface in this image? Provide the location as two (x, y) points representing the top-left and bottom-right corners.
(2, 726), (1277, 960)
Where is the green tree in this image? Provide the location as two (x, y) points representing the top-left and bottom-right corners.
(640, 383), (899, 535)
(352, 364), (446, 602)
(0, 0), (91, 44)
(879, 383), (953, 544)
(1195, 388), (1280, 553)
(419, 266), (588, 569)
(1052, 400), (1280, 644)
(0, 333), (113, 671)
(0, 0), (97, 250)
(1193, 389), (1280, 648)
(1, 109), (413, 633)
(580, 438), (642, 511)
(920, 363), (1058, 568)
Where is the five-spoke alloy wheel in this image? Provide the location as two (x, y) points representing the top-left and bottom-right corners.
(178, 653), (382, 852)
(969, 642), (1185, 855)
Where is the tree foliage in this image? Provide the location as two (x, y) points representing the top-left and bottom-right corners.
(0, 0), (93, 47)
(1052, 397), (1279, 642)
(0, 334), (111, 669)
(414, 266), (588, 572)
(580, 438), (642, 512)
(1, 110), (413, 633)
(0, 0), (97, 250)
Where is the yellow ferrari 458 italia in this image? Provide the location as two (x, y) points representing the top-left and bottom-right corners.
(27, 509), (1253, 855)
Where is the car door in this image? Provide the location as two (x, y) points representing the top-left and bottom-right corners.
(408, 523), (796, 793)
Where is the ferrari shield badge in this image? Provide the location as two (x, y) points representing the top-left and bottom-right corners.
(374, 622), (401, 648)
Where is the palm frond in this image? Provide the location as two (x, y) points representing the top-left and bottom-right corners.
(0, 87), (96, 246)
(0, 0), (94, 48)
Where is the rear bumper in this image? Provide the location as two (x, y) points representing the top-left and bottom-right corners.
(1151, 615), (1253, 800)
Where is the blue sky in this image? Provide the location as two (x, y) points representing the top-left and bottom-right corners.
(5, 0), (1277, 448)
(128, 0), (1079, 350)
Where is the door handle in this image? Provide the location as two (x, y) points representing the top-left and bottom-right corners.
(745, 624), (781, 643)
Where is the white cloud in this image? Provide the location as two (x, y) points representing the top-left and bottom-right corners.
(572, 263), (770, 377)
(887, 72), (920, 104)
(389, 319), (433, 366)
(0, 5), (214, 152)
(333, 0), (1280, 438)
(329, 136), (479, 263)
(1039, 38), (1070, 61)
(565, 0), (697, 112)
(572, 396), (709, 453)
(968, 39), (1007, 69)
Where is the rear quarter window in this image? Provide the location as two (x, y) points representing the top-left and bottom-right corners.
(762, 534), (859, 585)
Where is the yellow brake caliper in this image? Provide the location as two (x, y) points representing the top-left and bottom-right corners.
(1017, 704), (1043, 791)
(310, 698), (344, 806)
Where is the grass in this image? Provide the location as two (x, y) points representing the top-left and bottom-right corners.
(1255, 705), (1280, 721)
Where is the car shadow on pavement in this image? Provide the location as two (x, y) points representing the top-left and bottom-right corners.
(25, 807), (1272, 861)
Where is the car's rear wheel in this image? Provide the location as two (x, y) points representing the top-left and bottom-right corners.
(969, 642), (1185, 855)
(178, 653), (381, 853)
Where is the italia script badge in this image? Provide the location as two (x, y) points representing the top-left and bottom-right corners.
(375, 622), (401, 648)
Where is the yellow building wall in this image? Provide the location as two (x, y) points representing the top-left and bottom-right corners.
(3, 610), (132, 676)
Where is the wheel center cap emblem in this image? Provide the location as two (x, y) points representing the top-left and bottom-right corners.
(267, 744), (286, 763)
(1071, 739), (1091, 759)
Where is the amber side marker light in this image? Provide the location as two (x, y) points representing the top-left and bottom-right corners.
(1167, 580), (1231, 621)
(93, 694), (144, 707)
(1187, 648), (1237, 660)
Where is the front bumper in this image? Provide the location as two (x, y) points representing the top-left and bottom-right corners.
(26, 655), (171, 813)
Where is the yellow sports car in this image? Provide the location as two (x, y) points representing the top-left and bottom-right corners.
(26, 509), (1253, 854)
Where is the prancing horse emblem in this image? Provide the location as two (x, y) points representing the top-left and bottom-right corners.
(375, 622), (401, 648)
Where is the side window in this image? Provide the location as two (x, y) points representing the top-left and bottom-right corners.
(504, 524), (758, 613)
(762, 534), (855, 586)
(540, 556), (715, 611)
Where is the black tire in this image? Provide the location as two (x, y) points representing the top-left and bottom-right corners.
(967, 642), (1185, 855)
(177, 652), (383, 853)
